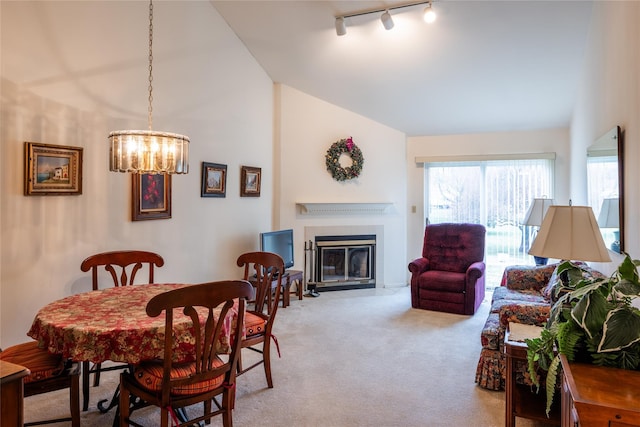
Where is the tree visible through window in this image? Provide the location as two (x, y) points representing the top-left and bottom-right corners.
(424, 158), (554, 287)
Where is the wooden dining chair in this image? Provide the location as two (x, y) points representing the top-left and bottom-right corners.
(79, 249), (164, 411)
(236, 251), (285, 388)
(119, 280), (254, 427)
(0, 341), (80, 427)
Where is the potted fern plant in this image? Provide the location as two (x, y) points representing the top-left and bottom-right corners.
(525, 255), (640, 416)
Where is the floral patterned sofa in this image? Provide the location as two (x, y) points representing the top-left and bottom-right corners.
(474, 262), (605, 390)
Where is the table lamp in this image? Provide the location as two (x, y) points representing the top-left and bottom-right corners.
(597, 198), (620, 252)
(528, 205), (611, 266)
(522, 198), (554, 266)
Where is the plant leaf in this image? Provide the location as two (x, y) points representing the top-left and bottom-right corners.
(617, 255), (639, 282)
(598, 307), (640, 352)
(545, 355), (560, 417)
(571, 288), (609, 339)
(612, 279), (640, 298)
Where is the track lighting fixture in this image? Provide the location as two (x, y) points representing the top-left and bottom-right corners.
(380, 10), (394, 30)
(335, 0), (436, 36)
(424, 1), (437, 23)
(335, 16), (347, 36)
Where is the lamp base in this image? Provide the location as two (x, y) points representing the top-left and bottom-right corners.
(611, 241), (621, 253)
(533, 256), (548, 266)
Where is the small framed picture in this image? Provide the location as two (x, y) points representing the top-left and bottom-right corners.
(24, 142), (83, 196)
(201, 162), (227, 198)
(240, 166), (261, 197)
(132, 173), (172, 221)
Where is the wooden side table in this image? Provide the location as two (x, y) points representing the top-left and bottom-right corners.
(1, 360), (30, 427)
(560, 354), (640, 427)
(282, 270), (304, 307)
(505, 329), (561, 427)
(248, 269), (304, 308)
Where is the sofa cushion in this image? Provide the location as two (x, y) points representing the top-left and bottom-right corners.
(492, 287), (546, 306)
(500, 263), (557, 292)
(489, 296), (548, 314)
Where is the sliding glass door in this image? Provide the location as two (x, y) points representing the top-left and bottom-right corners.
(424, 158), (554, 287)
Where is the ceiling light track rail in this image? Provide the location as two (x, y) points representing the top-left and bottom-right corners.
(338, 0), (431, 20)
(335, 0), (436, 36)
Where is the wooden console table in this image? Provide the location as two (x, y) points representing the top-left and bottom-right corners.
(1, 360), (30, 426)
(248, 269), (303, 308)
(504, 328), (561, 427)
(560, 354), (640, 427)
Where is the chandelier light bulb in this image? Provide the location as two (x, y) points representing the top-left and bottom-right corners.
(381, 10), (394, 30)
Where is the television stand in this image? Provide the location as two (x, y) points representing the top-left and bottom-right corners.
(282, 270), (304, 307)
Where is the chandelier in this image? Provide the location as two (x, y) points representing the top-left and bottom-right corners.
(109, 0), (189, 174)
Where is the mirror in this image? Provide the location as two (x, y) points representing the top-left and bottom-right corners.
(587, 126), (624, 253)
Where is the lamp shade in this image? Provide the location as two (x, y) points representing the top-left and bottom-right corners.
(528, 205), (611, 262)
(522, 198), (554, 227)
(597, 198), (619, 228)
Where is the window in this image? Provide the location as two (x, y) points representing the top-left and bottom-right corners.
(424, 157), (554, 287)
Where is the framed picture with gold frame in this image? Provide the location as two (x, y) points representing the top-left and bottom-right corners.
(201, 162), (227, 198)
(240, 166), (261, 197)
(132, 173), (171, 221)
(24, 142), (83, 196)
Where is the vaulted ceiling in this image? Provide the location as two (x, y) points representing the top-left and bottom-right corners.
(213, 1), (593, 136)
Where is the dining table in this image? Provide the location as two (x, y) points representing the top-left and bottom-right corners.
(27, 283), (242, 421)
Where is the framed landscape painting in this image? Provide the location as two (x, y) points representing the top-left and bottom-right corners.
(201, 162), (227, 197)
(240, 166), (261, 197)
(24, 142), (83, 196)
(132, 173), (171, 221)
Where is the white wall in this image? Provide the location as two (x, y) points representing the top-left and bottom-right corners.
(406, 128), (571, 271)
(274, 85), (408, 287)
(1, 2), (273, 347)
(571, 1), (640, 261)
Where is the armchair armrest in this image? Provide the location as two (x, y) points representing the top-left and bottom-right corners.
(500, 263), (557, 292)
(408, 257), (429, 275)
(466, 261), (485, 283)
(497, 302), (550, 351)
(498, 302), (550, 329)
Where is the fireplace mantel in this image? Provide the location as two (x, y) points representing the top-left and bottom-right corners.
(296, 202), (393, 215)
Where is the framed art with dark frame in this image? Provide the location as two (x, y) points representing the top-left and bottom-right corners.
(132, 173), (172, 221)
(201, 162), (227, 198)
(240, 166), (261, 197)
(24, 142), (83, 196)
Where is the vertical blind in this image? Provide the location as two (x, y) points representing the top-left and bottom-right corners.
(424, 157), (554, 277)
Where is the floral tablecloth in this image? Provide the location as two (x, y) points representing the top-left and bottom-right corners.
(27, 283), (238, 364)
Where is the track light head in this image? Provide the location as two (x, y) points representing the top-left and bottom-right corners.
(381, 10), (394, 30)
(335, 16), (347, 36)
(423, 2), (436, 23)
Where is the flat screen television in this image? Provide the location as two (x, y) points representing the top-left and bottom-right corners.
(260, 229), (294, 269)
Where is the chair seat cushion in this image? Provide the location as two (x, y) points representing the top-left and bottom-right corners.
(133, 358), (225, 396)
(244, 312), (267, 337)
(0, 341), (64, 383)
(416, 270), (466, 292)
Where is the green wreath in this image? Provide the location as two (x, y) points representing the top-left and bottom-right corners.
(325, 137), (364, 181)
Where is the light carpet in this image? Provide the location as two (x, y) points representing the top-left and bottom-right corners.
(24, 286), (553, 426)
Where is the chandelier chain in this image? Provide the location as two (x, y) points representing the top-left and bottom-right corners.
(147, 0), (154, 130)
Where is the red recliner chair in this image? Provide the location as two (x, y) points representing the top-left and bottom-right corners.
(408, 223), (486, 315)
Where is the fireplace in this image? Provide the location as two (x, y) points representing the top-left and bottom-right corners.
(312, 234), (376, 291)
